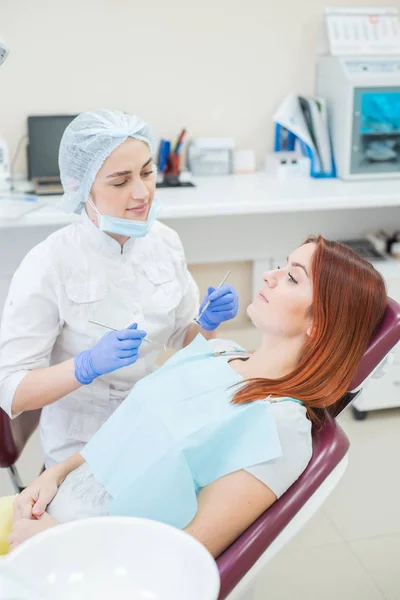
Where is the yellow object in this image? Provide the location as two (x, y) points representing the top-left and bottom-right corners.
(0, 495), (16, 555)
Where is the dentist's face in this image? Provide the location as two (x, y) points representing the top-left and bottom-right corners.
(247, 242), (315, 339)
(89, 138), (155, 222)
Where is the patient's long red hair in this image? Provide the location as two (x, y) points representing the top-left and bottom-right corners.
(232, 235), (387, 419)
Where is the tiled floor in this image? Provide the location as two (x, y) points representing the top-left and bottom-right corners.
(1, 327), (399, 599)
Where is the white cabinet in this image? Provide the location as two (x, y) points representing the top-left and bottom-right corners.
(353, 346), (400, 411)
(0, 277), (11, 318)
(353, 259), (400, 415)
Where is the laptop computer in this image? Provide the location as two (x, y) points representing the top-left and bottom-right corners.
(27, 115), (77, 196)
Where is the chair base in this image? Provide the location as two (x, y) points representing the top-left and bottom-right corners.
(8, 465), (24, 494)
(226, 453), (349, 600)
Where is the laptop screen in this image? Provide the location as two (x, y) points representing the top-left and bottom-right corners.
(27, 115), (77, 180)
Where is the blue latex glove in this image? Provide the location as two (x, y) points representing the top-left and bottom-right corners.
(197, 284), (239, 331)
(74, 323), (146, 385)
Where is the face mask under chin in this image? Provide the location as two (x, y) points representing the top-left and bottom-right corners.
(87, 196), (159, 238)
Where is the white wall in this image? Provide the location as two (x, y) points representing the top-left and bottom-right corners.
(1, 0), (398, 327)
(1, 0), (396, 176)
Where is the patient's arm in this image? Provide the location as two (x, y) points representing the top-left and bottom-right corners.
(8, 512), (59, 551)
(9, 468), (275, 554)
(12, 453), (85, 522)
(184, 470), (276, 558)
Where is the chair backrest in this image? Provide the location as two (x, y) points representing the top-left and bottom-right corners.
(0, 408), (41, 468)
(350, 297), (400, 390)
(217, 415), (349, 598)
(328, 297), (400, 417)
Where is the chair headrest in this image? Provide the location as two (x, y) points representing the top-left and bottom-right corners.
(350, 297), (400, 392)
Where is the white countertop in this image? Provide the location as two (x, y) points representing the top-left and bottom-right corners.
(1, 173), (400, 229)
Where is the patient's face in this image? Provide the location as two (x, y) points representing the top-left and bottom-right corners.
(248, 242), (315, 339)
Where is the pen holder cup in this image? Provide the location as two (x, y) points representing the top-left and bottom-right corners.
(165, 152), (180, 175)
(163, 153), (181, 186)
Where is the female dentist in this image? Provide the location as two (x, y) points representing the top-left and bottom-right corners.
(0, 110), (238, 467)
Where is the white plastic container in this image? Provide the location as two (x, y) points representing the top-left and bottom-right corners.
(265, 151), (310, 179)
(0, 137), (11, 192)
(188, 138), (235, 176)
(3, 517), (220, 600)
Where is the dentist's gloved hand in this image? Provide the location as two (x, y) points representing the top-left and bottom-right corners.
(197, 284), (239, 331)
(74, 323), (146, 385)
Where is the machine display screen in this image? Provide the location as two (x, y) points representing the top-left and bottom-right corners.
(351, 87), (400, 173)
(360, 92), (400, 134)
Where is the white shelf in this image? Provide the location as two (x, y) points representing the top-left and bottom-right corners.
(1, 174), (400, 229)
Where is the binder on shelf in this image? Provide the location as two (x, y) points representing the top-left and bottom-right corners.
(273, 93), (336, 179)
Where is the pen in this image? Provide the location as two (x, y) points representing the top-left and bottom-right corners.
(174, 128), (186, 153)
(158, 140), (170, 172)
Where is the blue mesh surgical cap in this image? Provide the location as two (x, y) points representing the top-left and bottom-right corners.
(59, 109), (155, 213)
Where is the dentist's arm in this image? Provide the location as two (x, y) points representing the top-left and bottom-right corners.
(183, 323), (216, 345)
(11, 359), (80, 414)
(12, 453), (85, 522)
(183, 284), (239, 346)
(0, 250), (146, 416)
(7, 323), (146, 415)
(164, 229), (238, 349)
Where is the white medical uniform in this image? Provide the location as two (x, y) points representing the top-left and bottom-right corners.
(0, 212), (199, 466)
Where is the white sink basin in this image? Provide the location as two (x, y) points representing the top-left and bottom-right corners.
(2, 516), (220, 600)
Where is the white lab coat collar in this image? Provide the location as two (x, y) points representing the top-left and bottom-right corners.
(79, 208), (137, 257)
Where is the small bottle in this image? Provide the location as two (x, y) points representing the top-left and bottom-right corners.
(387, 231), (400, 257)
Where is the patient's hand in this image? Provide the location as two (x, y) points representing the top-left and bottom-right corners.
(7, 512), (58, 551)
(12, 466), (60, 522)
